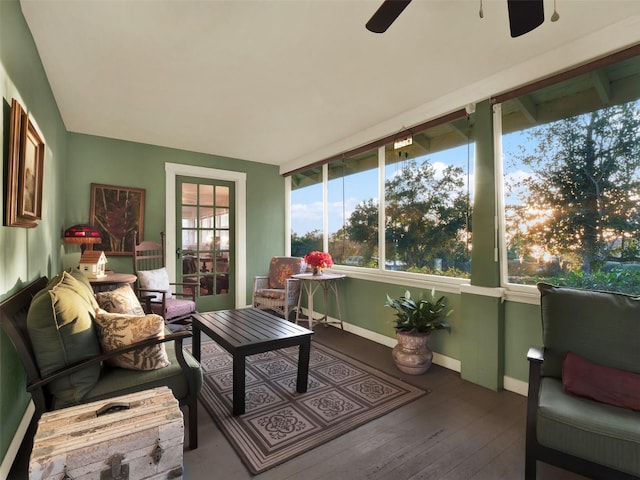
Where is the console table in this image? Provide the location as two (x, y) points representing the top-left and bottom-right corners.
(293, 272), (345, 329)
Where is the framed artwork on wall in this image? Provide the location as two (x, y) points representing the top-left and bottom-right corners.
(90, 183), (145, 256)
(5, 99), (45, 228)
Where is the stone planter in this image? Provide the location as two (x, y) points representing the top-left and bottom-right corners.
(392, 330), (433, 375)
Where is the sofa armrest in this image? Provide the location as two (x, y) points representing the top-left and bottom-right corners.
(170, 282), (196, 301)
(525, 345), (545, 477)
(27, 330), (192, 392)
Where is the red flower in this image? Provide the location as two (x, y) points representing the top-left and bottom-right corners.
(304, 251), (334, 268)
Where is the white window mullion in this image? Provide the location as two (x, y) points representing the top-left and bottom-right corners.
(378, 145), (386, 271)
(322, 163), (329, 252)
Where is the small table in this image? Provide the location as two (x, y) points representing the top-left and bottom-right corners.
(293, 272), (346, 330)
(191, 308), (313, 415)
(88, 272), (137, 293)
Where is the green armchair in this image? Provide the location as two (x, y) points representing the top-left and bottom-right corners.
(526, 283), (640, 479)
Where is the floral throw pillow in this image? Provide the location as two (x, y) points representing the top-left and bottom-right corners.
(137, 268), (172, 301)
(95, 284), (145, 315)
(94, 310), (170, 370)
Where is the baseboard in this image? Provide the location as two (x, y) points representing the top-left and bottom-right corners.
(0, 400), (34, 479)
(503, 375), (528, 396)
(328, 317), (528, 395)
(330, 319), (462, 372)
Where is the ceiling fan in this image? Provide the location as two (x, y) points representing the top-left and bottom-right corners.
(366, 0), (547, 38)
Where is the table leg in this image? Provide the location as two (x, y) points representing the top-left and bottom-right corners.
(330, 281), (344, 330)
(193, 325), (202, 362)
(232, 354), (246, 415)
(296, 339), (311, 393)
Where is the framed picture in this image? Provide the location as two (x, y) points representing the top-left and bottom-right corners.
(90, 183), (145, 255)
(5, 99), (45, 228)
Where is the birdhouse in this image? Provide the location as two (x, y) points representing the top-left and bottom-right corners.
(78, 250), (108, 279)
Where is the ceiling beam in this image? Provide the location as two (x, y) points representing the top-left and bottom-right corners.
(513, 94), (538, 123)
(590, 69), (611, 105)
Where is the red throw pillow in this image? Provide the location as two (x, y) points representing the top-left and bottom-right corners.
(562, 352), (640, 411)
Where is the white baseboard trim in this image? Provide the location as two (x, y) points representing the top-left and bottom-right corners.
(503, 375), (529, 396)
(329, 318), (462, 372)
(329, 317), (528, 395)
(0, 400), (34, 479)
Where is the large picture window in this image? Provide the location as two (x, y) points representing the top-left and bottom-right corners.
(290, 115), (474, 280)
(501, 54), (640, 294)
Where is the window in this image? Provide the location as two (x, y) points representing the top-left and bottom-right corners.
(384, 122), (473, 277)
(290, 168), (323, 257)
(328, 149), (379, 268)
(501, 54), (640, 294)
(289, 114), (474, 280)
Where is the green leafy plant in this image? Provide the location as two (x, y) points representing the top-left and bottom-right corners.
(385, 289), (452, 333)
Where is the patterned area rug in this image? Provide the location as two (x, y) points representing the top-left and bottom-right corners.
(191, 340), (426, 474)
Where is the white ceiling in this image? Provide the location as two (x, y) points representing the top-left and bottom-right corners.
(20, 0), (640, 174)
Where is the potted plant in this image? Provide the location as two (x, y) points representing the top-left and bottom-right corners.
(385, 289), (452, 375)
(304, 251), (334, 275)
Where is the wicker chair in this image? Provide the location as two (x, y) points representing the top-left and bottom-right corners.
(252, 256), (306, 321)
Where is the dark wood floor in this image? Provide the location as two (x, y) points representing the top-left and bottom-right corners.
(182, 326), (586, 480)
(10, 325), (587, 479)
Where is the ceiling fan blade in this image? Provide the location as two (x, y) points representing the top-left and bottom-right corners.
(366, 0), (412, 34)
(507, 0), (544, 37)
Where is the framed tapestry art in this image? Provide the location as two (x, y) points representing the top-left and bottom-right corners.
(5, 99), (45, 228)
(90, 183), (145, 255)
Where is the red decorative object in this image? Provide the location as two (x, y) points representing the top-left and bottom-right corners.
(304, 251), (334, 269)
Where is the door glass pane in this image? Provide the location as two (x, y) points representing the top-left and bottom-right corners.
(179, 181), (232, 298)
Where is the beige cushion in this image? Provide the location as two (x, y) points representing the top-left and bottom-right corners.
(137, 267), (172, 301)
(94, 310), (170, 371)
(95, 284), (145, 315)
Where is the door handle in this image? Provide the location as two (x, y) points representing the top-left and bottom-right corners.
(176, 248), (182, 258)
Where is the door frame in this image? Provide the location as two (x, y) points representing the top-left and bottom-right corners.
(165, 163), (247, 308)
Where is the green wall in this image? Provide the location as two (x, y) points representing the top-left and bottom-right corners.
(64, 133), (285, 305)
(0, 0), (550, 470)
(0, 0), (67, 465)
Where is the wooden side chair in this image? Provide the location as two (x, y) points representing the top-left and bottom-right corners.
(132, 232), (196, 327)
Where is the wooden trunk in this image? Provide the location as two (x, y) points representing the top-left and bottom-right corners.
(29, 387), (184, 480)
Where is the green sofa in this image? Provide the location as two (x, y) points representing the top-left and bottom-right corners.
(0, 274), (202, 449)
(526, 283), (640, 479)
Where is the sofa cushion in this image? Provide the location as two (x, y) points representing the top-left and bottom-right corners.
(537, 283), (640, 378)
(94, 310), (170, 370)
(537, 377), (640, 476)
(82, 339), (202, 403)
(96, 284), (145, 315)
(27, 271), (102, 406)
(138, 267), (172, 301)
(563, 352), (640, 411)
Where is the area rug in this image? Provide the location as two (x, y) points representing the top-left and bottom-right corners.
(190, 340), (426, 474)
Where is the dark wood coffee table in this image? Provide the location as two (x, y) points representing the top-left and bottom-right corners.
(191, 308), (314, 415)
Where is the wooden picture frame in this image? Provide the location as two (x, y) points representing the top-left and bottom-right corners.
(5, 99), (45, 228)
(90, 183), (145, 256)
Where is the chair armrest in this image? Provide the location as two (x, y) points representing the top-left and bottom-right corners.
(254, 276), (269, 290)
(285, 278), (301, 300)
(27, 330), (192, 392)
(169, 282), (197, 301)
(527, 346), (544, 363)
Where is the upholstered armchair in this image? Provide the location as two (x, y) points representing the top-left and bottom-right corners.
(252, 256), (306, 321)
(526, 283), (640, 479)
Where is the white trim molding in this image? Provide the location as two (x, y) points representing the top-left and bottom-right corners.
(165, 163), (247, 308)
(1, 401), (34, 479)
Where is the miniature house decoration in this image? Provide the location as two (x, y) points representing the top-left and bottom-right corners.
(78, 250), (108, 279)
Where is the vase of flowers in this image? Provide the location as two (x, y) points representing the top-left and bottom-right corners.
(304, 251), (334, 276)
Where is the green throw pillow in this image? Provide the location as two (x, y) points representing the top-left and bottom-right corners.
(27, 271), (102, 406)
